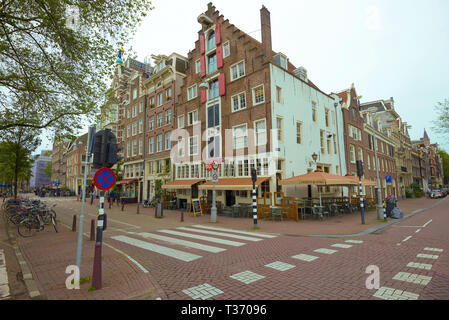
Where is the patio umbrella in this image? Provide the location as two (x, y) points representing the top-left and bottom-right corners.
(279, 169), (358, 206)
(344, 174), (377, 187)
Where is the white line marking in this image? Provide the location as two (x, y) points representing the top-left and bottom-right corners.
(407, 262), (432, 270)
(424, 247), (443, 252)
(176, 227), (263, 242)
(331, 244), (353, 249)
(415, 229), (421, 233)
(101, 242), (149, 273)
(111, 235), (202, 262)
(136, 232), (226, 253)
(422, 219), (432, 228)
(373, 287), (419, 300)
(314, 248), (338, 254)
(192, 225), (278, 238)
(402, 236), (412, 242)
(417, 253), (439, 260)
(291, 254), (319, 262)
(158, 230), (245, 247)
(393, 272), (432, 286)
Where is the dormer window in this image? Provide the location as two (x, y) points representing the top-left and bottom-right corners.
(273, 53), (288, 70)
(207, 31), (216, 51)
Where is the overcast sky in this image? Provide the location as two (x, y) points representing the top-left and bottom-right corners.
(36, 0), (449, 154)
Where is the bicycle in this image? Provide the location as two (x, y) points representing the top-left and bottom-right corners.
(16, 203), (58, 237)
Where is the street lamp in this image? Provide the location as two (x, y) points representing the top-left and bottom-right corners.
(311, 152), (318, 168)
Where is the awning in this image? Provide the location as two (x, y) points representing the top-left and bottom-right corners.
(198, 177), (270, 191)
(116, 179), (137, 185)
(162, 179), (205, 190)
(344, 174), (377, 186)
(279, 169), (358, 186)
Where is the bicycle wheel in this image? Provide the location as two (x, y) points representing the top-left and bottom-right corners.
(18, 218), (38, 237)
(51, 214), (58, 233)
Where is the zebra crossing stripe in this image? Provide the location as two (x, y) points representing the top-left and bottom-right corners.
(192, 225), (278, 238)
(136, 232), (227, 253)
(177, 227), (263, 242)
(111, 235), (202, 262)
(158, 229), (245, 247)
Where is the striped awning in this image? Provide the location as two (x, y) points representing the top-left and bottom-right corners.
(198, 177), (270, 191)
(162, 179), (205, 189)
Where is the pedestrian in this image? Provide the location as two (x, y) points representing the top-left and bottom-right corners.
(91, 188), (96, 205)
(109, 190), (115, 208)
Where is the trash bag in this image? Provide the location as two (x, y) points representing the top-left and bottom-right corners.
(390, 207), (403, 219)
(384, 195), (397, 217)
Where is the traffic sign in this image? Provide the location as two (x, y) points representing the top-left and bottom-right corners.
(212, 170), (219, 183)
(211, 160), (219, 170)
(93, 168), (116, 191)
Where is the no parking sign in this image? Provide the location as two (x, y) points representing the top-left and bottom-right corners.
(93, 168), (116, 191)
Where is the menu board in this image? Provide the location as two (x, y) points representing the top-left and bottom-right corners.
(191, 198), (202, 216)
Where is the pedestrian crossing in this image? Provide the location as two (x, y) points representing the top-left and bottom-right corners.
(110, 225), (277, 262)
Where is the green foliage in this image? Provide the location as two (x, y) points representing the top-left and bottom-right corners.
(414, 190), (423, 198)
(439, 150), (449, 184)
(44, 161), (52, 178)
(154, 179), (162, 197)
(433, 99), (449, 137)
(405, 189), (413, 198)
(0, 0), (153, 136)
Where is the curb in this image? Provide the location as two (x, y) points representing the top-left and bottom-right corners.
(308, 198), (447, 238)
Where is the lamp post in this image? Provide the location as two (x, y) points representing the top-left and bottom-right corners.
(309, 152), (318, 199)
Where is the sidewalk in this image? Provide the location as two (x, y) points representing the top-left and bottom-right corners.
(5, 195), (446, 300)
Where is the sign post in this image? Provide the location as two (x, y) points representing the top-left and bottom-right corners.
(210, 161), (219, 223)
(251, 168), (258, 229)
(356, 160), (365, 225)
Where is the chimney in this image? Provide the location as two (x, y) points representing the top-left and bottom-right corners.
(260, 5), (272, 59)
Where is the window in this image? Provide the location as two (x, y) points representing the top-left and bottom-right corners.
(333, 134), (337, 154)
(158, 93), (163, 106)
(195, 60), (200, 74)
(320, 130), (325, 154)
(207, 31), (216, 51)
(233, 124), (248, 149)
(327, 136), (332, 154)
(279, 55), (287, 69)
(255, 119), (267, 146)
(165, 132), (171, 150)
(207, 104), (219, 128)
(208, 53), (217, 74)
(231, 92), (246, 112)
(139, 119), (143, 134)
(178, 114), (185, 129)
(367, 154), (371, 170)
(149, 96), (155, 108)
(178, 138), (184, 157)
(188, 110), (198, 126)
(352, 108), (357, 121)
(312, 102), (317, 122)
(157, 134), (163, 152)
(358, 148), (363, 162)
(165, 88), (172, 102)
(127, 143), (130, 158)
(207, 136), (220, 158)
(276, 86), (282, 104)
(132, 140), (137, 156)
(349, 145), (356, 163)
(127, 124), (131, 138)
(133, 88), (137, 100)
(296, 122), (302, 144)
(165, 110), (171, 125)
(325, 109), (330, 127)
(189, 136), (198, 155)
(132, 122), (137, 136)
(276, 117), (283, 142)
(157, 113), (163, 128)
(252, 85), (265, 105)
(223, 41), (230, 58)
(187, 85), (197, 101)
(139, 139), (143, 155)
(230, 61), (245, 81)
(139, 102), (143, 113)
(149, 116), (154, 131)
(208, 79), (219, 100)
(149, 137), (154, 154)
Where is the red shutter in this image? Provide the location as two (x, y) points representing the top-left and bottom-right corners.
(200, 56), (206, 77)
(215, 24), (221, 45)
(218, 73), (225, 96)
(200, 34), (205, 55)
(216, 45), (223, 69)
(201, 88), (207, 103)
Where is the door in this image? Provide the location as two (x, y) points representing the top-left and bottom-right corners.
(147, 181), (151, 201)
(192, 184), (199, 198)
(139, 182), (143, 203)
(226, 190), (235, 206)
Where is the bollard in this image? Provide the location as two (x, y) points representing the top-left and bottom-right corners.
(180, 209), (184, 222)
(154, 205), (157, 217)
(91, 242), (102, 290)
(137, 203), (140, 214)
(90, 219), (95, 241)
(109, 198), (111, 209)
(72, 215), (77, 232)
(121, 200), (124, 211)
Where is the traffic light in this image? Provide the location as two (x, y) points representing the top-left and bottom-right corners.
(356, 160), (364, 178)
(92, 129), (123, 169)
(251, 168), (257, 183)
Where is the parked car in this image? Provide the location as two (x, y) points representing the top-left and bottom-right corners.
(441, 188), (448, 197)
(430, 189), (443, 198)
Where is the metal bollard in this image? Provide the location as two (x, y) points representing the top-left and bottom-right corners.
(72, 215), (77, 232)
(137, 203), (140, 214)
(90, 219), (95, 241)
(180, 209), (184, 222)
(91, 242), (102, 290)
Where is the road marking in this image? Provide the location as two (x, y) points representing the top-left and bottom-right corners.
(158, 229), (245, 247)
(402, 236), (412, 242)
(291, 254), (319, 262)
(192, 225), (278, 238)
(314, 248), (338, 254)
(182, 283), (223, 300)
(407, 262), (432, 270)
(345, 240), (363, 244)
(373, 287), (419, 300)
(0, 250), (10, 299)
(423, 247), (443, 252)
(230, 271), (265, 284)
(101, 242), (149, 273)
(176, 227), (263, 242)
(392, 272), (432, 286)
(415, 229), (421, 233)
(422, 219), (432, 228)
(417, 253), (439, 260)
(264, 261), (295, 271)
(331, 244), (353, 249)
(136, 232), (226, 253)
(111, 235), (202, 262)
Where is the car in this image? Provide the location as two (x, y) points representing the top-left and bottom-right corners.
(430, 189), (442, 198)
(441, 188), (448, 197)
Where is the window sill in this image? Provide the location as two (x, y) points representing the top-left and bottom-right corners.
(253, 101), (265, 107)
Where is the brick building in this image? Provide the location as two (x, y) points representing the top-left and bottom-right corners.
(65, 134), (93, 195)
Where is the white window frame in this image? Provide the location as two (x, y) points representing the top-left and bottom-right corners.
(157, 134), (163, 152)
(254, 119), (267, 146)
(165, 109), (171, 125)
(189, 135), (199, 156)
(158, 92), (163, 106)
(349, 145), (356, 163)
(178, 137), (185, 157)
(165, 132), (171, 150)
(195, 60), (201, 74)
(231, 91), (246, 112)
(132, 122), (137, 136)
(252, 84), (265, 106)
(232, 124), (248, 149)
(149, 116), (154, 131)
(149, 137), (154, 154)
(133, 88), (137, 100)
(139, 138), (143, 155)
(157, 113), (163, 128)
(223, 41), (230, 58)
(296, 121), (302, 144)
(276, 117), (283, 142)
(132, 140), (137, 156)
(139, 119), (143, 134)
(187, 85), (198, 101)
(178, 114), (185, 129)
(230, 60), (245, 81)
(187, 109), (198, 126)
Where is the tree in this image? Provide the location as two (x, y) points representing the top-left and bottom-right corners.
(439, 150), (449, 184)
(0, 0), (153, 136)
(433, 99), (449, 137)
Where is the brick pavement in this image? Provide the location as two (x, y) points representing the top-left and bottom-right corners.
(3, 195), (448, 300)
